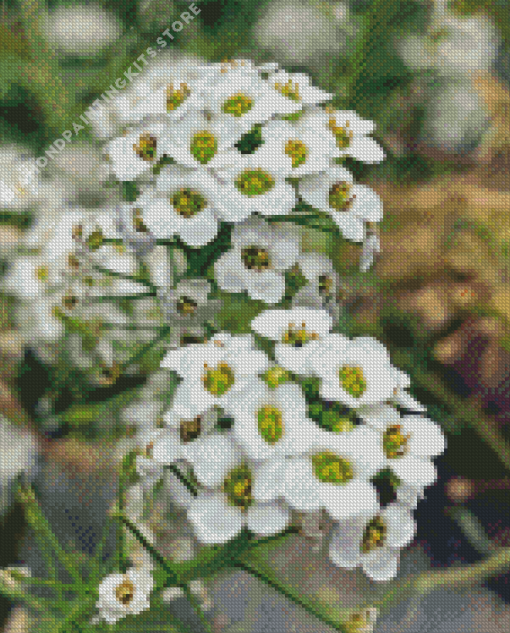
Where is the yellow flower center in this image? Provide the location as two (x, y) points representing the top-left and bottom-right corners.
(115, 579), (135, 605)
(166, 82), (190, 111)
(222, 92), (253, 117)
(328, 117), (352, 150)
(133, 133), (157, 162)
(383, 424), (410, 459)
(328, 182), (356, 212)
(360, 516), (386, 554)
(257, 405), (284, 444)
(284, 139), (308, 169)
(171, 188), (207, 218)
(133, 208), (148, 233)
(312, 451), (354, 484)
(86, 229), (104, 251)
(35, 265), (49, 282)
(223, 465), (253, 511)
(263, 366), (290, 389)
(282, 322), (318, 347)
(273, 79), (301, 102)
(190, 130), (218, 165)
(202, 362), (235, 396)
(339, 365), (367, 398)
(235, 168), (275, 197)
(177, 295), (198, 316)
(241, 246), (271, 271)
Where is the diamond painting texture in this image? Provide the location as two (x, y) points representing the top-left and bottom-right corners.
(0, 1), (510, 632)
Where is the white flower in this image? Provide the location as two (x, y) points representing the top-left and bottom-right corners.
(297, 252), (342, 304)
(302, 108), (385, 163)
(299, 166), (383, 242)
(150, 406), (219, 465)
(137, 166), (224, 245)
(254, 1), (344, 66)
(0, 145), (43, 210)
(214, 216), (300, 305)
(96, 566), (154, 625)
(186, 434), (291, 544)
(253, 425), (382, 521)
(0, 418), (38, 515)
(216, 154), (297, 222)
(158, 278), (221, 325)
(165, 111), (245, 169)
(266, 70), (333, 108)
(228, 379), (318, 460)
(389, 367), (427, 412)
(329, 502), (416, 581)
(160, 332), (270, 414)
(251, 307), (333, 374)
(104, 123), (172, 181)
(125, 74), (207, 124)
(310, 335), (400, 408)
(203, 68), (299, 132)
(254, 118), (338, 177)
(356, 404), (446, 489)
(3, 256), (57, 300)
(360, 225), (381, 272)
(43, 4), (121, 57)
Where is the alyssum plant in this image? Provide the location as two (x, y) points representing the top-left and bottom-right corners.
(2, 58), (445, 633)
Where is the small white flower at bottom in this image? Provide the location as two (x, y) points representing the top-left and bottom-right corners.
(95, 566), (154, 625)
(328, 503), (416, 581)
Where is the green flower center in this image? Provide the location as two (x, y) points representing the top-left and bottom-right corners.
(285, 139), (308, 169)
(190, 130), (218, 165)
(328, 117), (352, 150)
(360, 516), (386, 554)
(35, 265), (49, 282)
(328, 182), (356, 212)
(282, 322), (318, 348)
(257, 405), (284, 444)
(222, 92), (253, 117)
(241, 246), (271, 271)
(166, 82), (190, 111)
(223, 465), (253, 511)
(202, 362), (235, 396)
(312, 451), (354, 484)
(263, 366), (290, 389)
(273, 79), (301, 102)
(383, 424), (410, 459)
(339, 365), (367, 398)
(235, 168), (275, 197)
(133, 208), (148, 233)
(62, 294), (79, 310)
(86, 229), (104, 251)
(115, 579), (135, 605)
(133, 133), (157, 162)
(171, 188), (207, 218)
(318, 274), (333, 298)
(179, 415), (202, 443)
(177, 295), (198, 316)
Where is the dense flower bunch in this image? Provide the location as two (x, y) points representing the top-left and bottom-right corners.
(0, 56), (446, 628)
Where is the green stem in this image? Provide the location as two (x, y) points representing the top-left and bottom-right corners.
(17, 486), (82, 585)
(182, 583), (213, 633)
(91, 292), (157, 302)
(235, 558), (348, 633)
(91, 264), (157, 292)
(118, 325), (171, 372)
(164, 464), (198, 497)
(113, 513), (179, 586)
(18, 0), (76, 137)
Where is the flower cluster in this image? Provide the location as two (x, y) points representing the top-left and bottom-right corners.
(132, 305), (446, 583)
